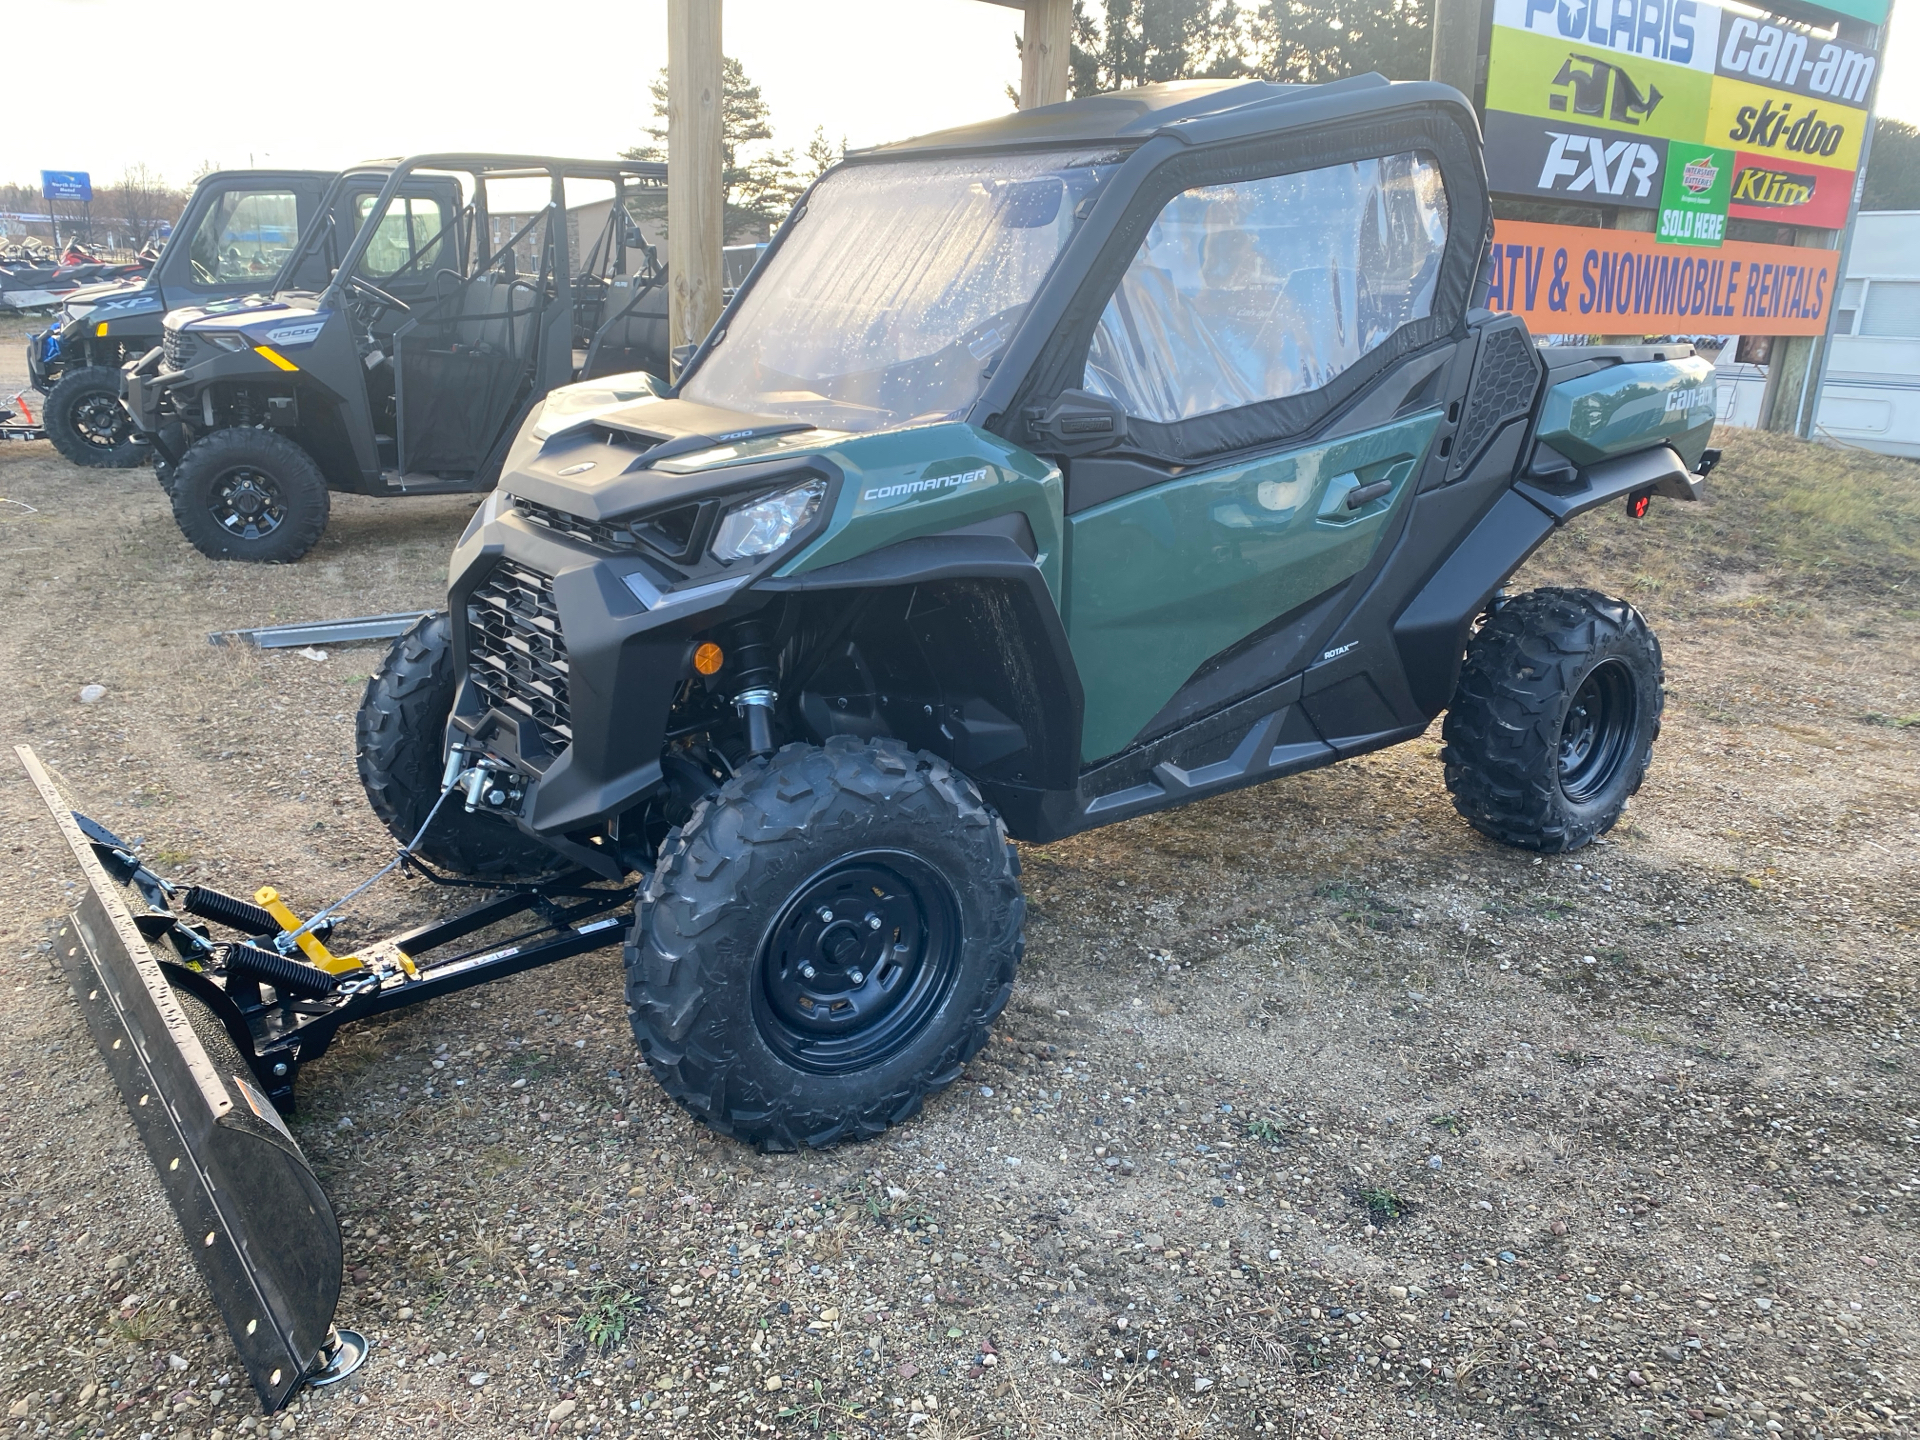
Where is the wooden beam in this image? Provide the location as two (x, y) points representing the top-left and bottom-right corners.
(1428, 0), (1483, 96)
(667, 0), (724, 373)
(1021, 0), (1071, 108)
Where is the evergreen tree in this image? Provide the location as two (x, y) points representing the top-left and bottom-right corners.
(1249, 0), (1432, 83)
(624, 56), (803, 233)
(1862, 118), (1920, 212)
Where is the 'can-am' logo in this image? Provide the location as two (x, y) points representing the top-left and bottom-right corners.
(1537, 133), (1660, 198)
(1549, 54), (1662, 127)
(1731, 165), (1816, 208)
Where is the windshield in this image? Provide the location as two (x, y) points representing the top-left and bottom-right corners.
(680, 150), (1118, 431)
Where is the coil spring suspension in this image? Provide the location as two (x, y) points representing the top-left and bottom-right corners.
(221, 943), (342, 1000)
(180, 885), (278, 936)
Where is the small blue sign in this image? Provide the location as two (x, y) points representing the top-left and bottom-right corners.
(40, 171), (92, 202)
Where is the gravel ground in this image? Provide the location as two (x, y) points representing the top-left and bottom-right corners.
(0, 421), (1914, 1440)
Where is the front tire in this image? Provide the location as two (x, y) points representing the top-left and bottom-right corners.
(626, 737), (1024, 1151)
(355, 613), (568, 882)
(44, 366), (143, 468)
(170, 427), (329, 563)
(1441, 587), (1663, 853)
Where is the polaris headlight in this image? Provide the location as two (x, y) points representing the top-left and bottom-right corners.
(208, 334), (251, 353)
(711, 479), (826, 561)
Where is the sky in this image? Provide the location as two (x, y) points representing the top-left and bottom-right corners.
(14, 0), (1920, 192)
(13, 0), (1026, 189)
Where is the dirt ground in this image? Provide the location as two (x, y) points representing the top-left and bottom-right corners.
(0, 335), (1913, 1440)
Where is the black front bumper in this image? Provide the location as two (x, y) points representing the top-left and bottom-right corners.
(446, 492), (758, 841)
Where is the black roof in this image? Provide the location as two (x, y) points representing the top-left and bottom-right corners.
(860, 74), (1473, 157)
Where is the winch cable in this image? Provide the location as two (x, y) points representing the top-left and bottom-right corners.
(274, 779), (463, 953)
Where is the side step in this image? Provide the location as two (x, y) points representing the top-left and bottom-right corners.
(21, 747), (343, 1412)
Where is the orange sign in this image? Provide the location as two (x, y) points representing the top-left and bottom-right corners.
(1486, 219), (1840, 335)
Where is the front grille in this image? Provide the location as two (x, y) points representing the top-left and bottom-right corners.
(162, 327), (198, 371)
(466, 561), (572, 751)
(514, 496), (636, 551)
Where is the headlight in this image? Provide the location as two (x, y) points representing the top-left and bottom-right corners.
(711, 480), (826, 561)
(62, 304), (95, 325)
(208, 334), (251, 353)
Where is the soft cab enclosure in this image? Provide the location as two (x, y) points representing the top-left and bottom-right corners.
(447, 75), (1713, 857)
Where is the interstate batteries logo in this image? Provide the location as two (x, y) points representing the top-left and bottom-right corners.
(861, 466), (991, 504)
(1657, 144), (1733, 246)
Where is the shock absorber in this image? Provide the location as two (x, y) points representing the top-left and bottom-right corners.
(722, 619), (779, 757)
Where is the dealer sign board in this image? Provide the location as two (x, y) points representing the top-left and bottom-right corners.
(1484, 0), (1875, 236)
(1484, 218), (1841, 334)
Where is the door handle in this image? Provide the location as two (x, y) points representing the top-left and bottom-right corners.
(1344, 479), (1394, 509)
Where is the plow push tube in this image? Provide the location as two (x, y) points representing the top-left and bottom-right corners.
(18, 747), (342, 1412)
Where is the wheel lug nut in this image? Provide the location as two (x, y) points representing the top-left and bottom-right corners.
(848, 969), (865, 985)
(817, 907), (834, 923)
(799, 963), (817, 981)
(865, 914), (881, 930)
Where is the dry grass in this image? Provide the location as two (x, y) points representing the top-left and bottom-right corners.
(1549, 424), (1920, 602)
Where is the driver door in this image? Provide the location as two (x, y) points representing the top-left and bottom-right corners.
(1055, 146), (1457, 763)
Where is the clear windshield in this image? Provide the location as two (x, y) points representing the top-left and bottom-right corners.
(680, 151), (1117, 431)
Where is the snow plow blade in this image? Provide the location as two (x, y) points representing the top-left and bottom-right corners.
(18, 746), (341, 1412)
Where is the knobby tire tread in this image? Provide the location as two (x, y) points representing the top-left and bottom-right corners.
(169, 427), (330, 564)
(1441, 586), (1663, 854)
(625, 736), (1024, 1153)
(355, 613), (565, 883)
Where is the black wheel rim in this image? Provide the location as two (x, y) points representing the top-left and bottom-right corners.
(753, 851), (961, 1076)
(1558, 659), (1637, 805)
(207, 466), (287, 540)
(72, 392), (130, 450)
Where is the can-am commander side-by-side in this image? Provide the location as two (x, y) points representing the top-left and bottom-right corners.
(26, 170), (335, 466)
(122, 155), (671, 561)
(26, 76), (1718, 1410)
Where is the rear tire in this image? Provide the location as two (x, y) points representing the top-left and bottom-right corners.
(44, 366), (143, 468)
(1441, 586), (1663, 853)
(170, 427), (329, 563)
(355, 613), (568, 882)
(626, 737), (1024, 1152)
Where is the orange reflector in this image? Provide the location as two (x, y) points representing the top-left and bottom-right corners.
(94, 321), (108, 337)
(693, 642), (724, 676)
(254, 345), (299, 372)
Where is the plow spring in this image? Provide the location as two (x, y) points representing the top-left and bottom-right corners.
(16, 746), (636, 1411)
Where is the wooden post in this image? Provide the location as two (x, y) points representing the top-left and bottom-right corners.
(667, 0), (724, 373)
(1021, 0), (1071, 109)
(1428, 0), (1484, 96)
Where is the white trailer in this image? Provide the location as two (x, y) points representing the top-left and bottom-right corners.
(1715, 210), (1920, 457)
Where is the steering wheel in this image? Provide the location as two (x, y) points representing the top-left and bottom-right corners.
(343, 273), (411, 316)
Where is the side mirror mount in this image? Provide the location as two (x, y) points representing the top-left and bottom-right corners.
(1025, 389), (1129, 457)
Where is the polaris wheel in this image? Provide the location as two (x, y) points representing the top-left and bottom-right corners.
(170, 427), (329, 563)
(626, 737), (1024, 1151)
(43, 366), (143, 468)
(1441, 587), (1663, 853)
(355, 613), (567, 882)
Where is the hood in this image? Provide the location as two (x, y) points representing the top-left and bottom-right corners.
(63, 277), (151, 308)
(503, 390), (838, 522)
(171, 295), (313, 331)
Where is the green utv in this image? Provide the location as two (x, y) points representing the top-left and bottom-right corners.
(373, 74), (1713, 1143)
(22, 74), (1718, 1411)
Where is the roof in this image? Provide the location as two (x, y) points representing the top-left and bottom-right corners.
(342, 154), (668, 182)
(860, 74), (1436, 156)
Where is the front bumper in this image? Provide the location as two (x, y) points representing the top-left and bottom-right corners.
(25, 327), (57, 391)
(446, 492), (759, 840)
